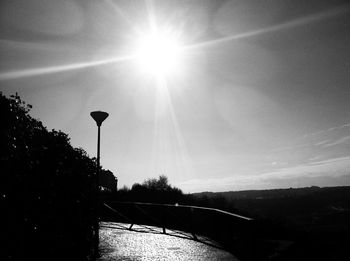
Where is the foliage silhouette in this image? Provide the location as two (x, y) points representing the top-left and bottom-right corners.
(1, 93), (99, 261)
(100, 169), (117, 192)
(113, 175), (184, 204)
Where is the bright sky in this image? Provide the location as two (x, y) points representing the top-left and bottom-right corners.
(1, 0), (350, 193)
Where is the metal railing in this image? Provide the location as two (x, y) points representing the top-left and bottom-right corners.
(101, 201), (256, 260)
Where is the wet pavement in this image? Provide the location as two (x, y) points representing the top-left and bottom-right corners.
(98, 222), (239, 261)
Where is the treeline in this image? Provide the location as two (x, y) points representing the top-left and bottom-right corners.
(106, 175), (239, 214)
(110, 178), (350, 260)
(110, 177), (350, 232)
(1, 93), (101, 260)
(109, 175), (186, 204)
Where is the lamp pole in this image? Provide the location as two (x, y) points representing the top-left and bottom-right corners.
(90, 111), (109, 258)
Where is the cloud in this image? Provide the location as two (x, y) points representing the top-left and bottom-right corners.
(274, 156), (350, 175)
(314, 140), (330, 146)
(321, 135), (350, 148)
(304, 122), (350, 138)
(271, 122), (350, 153)
(177, 156), (350, 192)
(270, 143), (309, 153)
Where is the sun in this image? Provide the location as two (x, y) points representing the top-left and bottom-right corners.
(135, 31), (182, 77)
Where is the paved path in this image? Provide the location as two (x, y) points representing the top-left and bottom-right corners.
(98, 222), (239, 261)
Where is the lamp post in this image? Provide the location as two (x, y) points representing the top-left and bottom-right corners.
(90, 110), (109, 258)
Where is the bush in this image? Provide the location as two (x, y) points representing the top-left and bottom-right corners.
(1, 93), (98, 260)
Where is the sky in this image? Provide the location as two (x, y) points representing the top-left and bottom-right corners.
(1, 0), (350, 193)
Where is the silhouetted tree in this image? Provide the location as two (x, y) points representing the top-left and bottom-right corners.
(143, 175), (170, 191)
(1, 92), (101, 261)
(114, 175), (185, 204)
(100, 169), (117, 192)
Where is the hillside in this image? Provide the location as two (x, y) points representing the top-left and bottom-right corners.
(193, 185), (349, 200)
(192, 186), (350, 260)
(192, 186), (350, 219)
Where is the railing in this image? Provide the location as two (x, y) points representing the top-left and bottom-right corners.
(101, 201), (256, 260)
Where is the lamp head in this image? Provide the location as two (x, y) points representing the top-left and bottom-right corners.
(90, 111), (109, 126)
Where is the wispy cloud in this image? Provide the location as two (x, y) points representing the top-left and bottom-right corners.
(270, 143), (309, 153)
(321, 136), (350, 148)
(178, 156), (350, 192)
(303, 122), (350, 138)
(272, 122), (350, 153)
(314, 140), (330, 146)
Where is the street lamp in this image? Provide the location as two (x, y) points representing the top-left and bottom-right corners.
(90, 110), (109, 258)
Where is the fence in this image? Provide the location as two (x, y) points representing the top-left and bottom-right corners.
(101, 201), (259, 260)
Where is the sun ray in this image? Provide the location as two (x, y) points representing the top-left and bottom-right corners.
(144, 0), (157, 33)
(0, 39), (55, 50)
(103, 0), (141, 35)
(151, 75), (193, 179)
(0, 55), (135, 81)
(164, 82), (194, 179)
(185, 5), (350, 51)
(0, 38), (87, 55)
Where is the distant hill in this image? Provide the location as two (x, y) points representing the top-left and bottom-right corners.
(191, 186), (350, 221)
(192, 185), (349, 200)
(191, 186), (350, 259)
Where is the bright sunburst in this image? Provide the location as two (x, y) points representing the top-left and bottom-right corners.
(135, 30), (182, 77)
